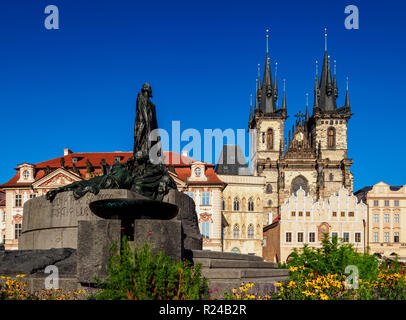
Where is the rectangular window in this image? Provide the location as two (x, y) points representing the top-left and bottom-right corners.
(306, 211), (310, 217)
(15, 223), (22, 239)
(394, 200), (400, 207)
(201, 192), (210, 205)
(291, 211), (296, 217)
(373, 200), (379, 207)
(309, 232), (315, 243)
(29, 194), (36, 199)
(384, 232), (389, 243)
(332, 212), (337, 217)
(384, 200), (390, 207)
(394, 214), (400, 224)
(343, 232), (350, 243)
(286, 232), (292, 243)
(341, 211), (346, 217)
(331, 232), (338, 240)
(297, 232), (304, 243)
(373, 232), (379, 243)
(348, 212), (354, 217)
(384, 214), (390, 223)
(15, 194), (22, 207)
(298, 211), (303, 217)
(394, 232), (400, 243)
(201, 221), (210, 239)
(355, 233), (361, 243)
(373, 214), (379, 224)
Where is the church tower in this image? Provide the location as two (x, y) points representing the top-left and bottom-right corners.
(308, 29), (353, 197)
(249, 30), (288, 220)
(248, 29), (354, 222)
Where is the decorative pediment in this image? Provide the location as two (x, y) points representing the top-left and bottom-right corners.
(32, 168), (82, 189)
(188, 161), (208, 182)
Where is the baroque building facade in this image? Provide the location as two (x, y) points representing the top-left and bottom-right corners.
(0, 149), (226, 251)
(355, 182), (406, 259)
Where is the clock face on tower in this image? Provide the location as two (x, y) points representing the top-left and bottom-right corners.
(194, 167), (201, 176)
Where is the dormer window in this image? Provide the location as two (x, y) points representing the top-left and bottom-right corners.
(115, 156), (122, 162)
(194, 167), (201, 176)
(72, 157), (78, 163)
(23, 170), (29, 179)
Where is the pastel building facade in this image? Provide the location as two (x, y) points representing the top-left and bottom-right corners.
(0, 149), (226, 251)
(355, 182), (406, 258)
(263, 186), (367, 263)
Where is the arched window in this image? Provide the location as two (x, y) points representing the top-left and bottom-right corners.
(248, 224), (254, 239)
(291, 175), (308, 195)
(266, 184), (272, 194)
(248, 198), (254, 211)
(267, 200), (272, 207)
(231, 247), (240, 254)
(221, 198), (225, 210)
(233, 224), (240, 239)
(267, 128), (273, 150)
(329, 173), (334, 181)
(233, 198), (240, 211)
(328, 127), (336, 148)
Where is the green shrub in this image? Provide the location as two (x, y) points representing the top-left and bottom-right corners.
(90, 237), (209, 300)
(284, 234), (379, 282)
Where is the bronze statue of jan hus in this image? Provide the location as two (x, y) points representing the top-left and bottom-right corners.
(46, 83), (176, 202)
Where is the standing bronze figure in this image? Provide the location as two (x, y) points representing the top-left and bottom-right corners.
(46, 83), (176, 202)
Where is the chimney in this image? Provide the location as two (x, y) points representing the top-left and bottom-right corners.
(64, 148), (73, 156)
(182, 150), (188, 157)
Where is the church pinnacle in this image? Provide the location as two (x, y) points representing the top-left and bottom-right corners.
(260, 29), (276, 114)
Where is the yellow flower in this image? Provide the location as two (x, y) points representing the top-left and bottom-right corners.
(319, 293), (328, 300)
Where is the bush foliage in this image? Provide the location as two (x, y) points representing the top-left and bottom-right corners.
(91, 237), (209, 300)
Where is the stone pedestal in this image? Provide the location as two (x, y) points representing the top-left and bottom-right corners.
(163, 189), (202, 250)
(133, 219), (184, 262)
(19, 190), (140, 250)
(77, 220), (121, 284)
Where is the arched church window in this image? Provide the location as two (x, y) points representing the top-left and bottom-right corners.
(248, 224), (254, 239)
(266, 184), (272, 194)
(267, 128), (273, 150)
(248, 198), (254, 211)
(233, 224), (240, 239)
(233, 198), (240, 211)
(328, 127), (336, 148)
(221, 198), (225, 210)
(291, 175), (308, 195)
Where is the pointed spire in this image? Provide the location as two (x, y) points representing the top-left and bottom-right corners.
(255, 64), (261, 112)
(345, 77), (350, 108)
(249, 94), (253, 123)
(282, 79), (287, 110)
(333, 60), (338, 98)
(313, 60), (320, 109)
(261, 29), (275, 113)
(318, 28), (337, 112)
(273, 62), (278, 102)
(305, 93), (309, 122)
(324, 27), (328, 52)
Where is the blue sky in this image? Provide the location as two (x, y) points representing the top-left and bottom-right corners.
(0, 0), (405, 192)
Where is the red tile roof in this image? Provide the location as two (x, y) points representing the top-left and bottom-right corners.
(0, 151), (223, 188)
